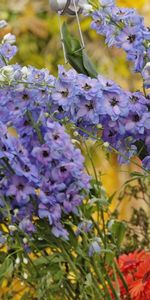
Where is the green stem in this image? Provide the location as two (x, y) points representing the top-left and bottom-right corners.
(26, 110), (44, 144)
(64, 281), (75, 300)
(59, 244), (79, 279)
(91, 258), (112, 300)
(0, 54), (8, 65)
(114, 260), (131, 300)
(112, 263), (121, 299)
(90, 216), (105, 245)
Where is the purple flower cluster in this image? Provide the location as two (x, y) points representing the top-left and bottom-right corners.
(0, 118), (89, 239)
(91, 0), (150, 78)
(50, 66), (150, 166)
(0, 62), (150, 168)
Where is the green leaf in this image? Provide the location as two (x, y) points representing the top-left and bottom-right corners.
(34, 254), (64, 267)
(0, 258), (13, 282)
(0, 252), (7, 263)
(82, 51), (98, 78)
(130, 171), (145, 178)
(110, 221), (126, 247)
(62, 22), (97, 78)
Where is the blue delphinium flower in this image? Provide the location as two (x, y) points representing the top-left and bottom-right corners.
(127, 91), (149, 113)
(142, 62), (150, 88)
(6, 175), (35, 205)
(91, 1), (149, 73)
(0, 43), (17, 60)
(103, 90), (129, 121)
(142, 156), (150, 170)
(19, 218), (35, 233)
(0, 117), (90, 239)
(75, 220), (93, 236)
(88, 239), (101, 257)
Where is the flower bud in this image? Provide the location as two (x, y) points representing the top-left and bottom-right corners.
(2, 33), (16, 45)
(23, 237), (28, 244)
(8, 225), (17, 232)
(15, 257), (21, 264)
(23, 257), (28, 264)
(103, 142), (109, 148)
(0, 20), (7, 28)
(23, 272), (28, 279)
(49, 0), (67, 12)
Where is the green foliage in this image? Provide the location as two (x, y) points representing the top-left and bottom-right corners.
(0, 258), (13, 283)
(109, 221), (126, 247)
(62, 22), (98, 77)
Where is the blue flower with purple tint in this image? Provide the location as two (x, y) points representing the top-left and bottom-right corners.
(88, 239), (101, 257)
(0, 43), (17, 60)
(142, 156), (150, 170)
(142, 62), (150, 88)
(103, 90), (129, 121)
(6, 175), (35, 205)
(19, 218), (35, 233)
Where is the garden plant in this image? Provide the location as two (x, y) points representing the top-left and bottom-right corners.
(0, 0), (150, 299)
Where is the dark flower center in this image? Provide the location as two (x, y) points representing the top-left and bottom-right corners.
(85, 103), (94, 110)
(132, 114), (140, 122)
(62, 72), (67, 77)
(110, 97), (119, 107)
(58, 106), (64, 113)
(17, 184), (24, 191)
(24, 120), (30, 126)
(53, 134), (59, 140)
(106, 82), (112, 87)
(108, 130), (116, 137)
(61, 89), (69, 98)
(22, 93), (29, 101)
(130, 96), (139, 103)
(83, 83), (92, 91)
(23, 165), (30, 172)
(45, 190), (51, 196)
(7, 48), (11, 54)
(95, 20), (102, 26)
(42, 150), (49, 158)
(60, 166), (67, 173)
(41, 89), (46, 95)
(2, 145), (7, 151)
(127, 35), (136, 43)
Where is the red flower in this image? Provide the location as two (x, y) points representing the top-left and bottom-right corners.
(110, 251), (150, 300)
(129, 257), (150, 300)
(117, 250), (149, 274)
